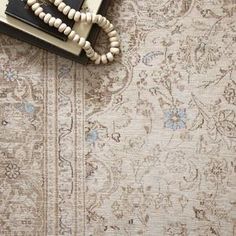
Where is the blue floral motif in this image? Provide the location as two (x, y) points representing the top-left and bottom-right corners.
(24, 103), (35, 114)
(3, 67), (18, 82)
(164, 108), (187, 131)
(86, 130), (99, 144)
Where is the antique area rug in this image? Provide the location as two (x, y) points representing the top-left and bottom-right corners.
(0, 0), (236, 235)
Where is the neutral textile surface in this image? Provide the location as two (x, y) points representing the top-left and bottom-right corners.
(0, 0), (236, 235)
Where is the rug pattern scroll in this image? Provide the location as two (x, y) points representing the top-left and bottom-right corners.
(0, 38), (84, 235)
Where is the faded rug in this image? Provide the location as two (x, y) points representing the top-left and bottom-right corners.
(0, 0), (236, 235)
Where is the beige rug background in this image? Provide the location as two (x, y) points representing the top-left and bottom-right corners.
(0, 0), (236, 235)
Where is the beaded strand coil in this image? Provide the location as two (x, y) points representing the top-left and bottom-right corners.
(27, 0), (121, 64)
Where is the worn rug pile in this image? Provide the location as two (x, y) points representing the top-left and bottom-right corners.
(0, 0), (236, 235)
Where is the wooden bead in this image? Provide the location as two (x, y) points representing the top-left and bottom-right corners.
(54, 18), (62, 28)
(86, 48), (94, 55)
(31, 3), (40, 11)
(68, 30), (76, 40)
(87, 50), (95, 58)
(99, 17), (107, 27)
(110, 47), (120, 55)
(63, 5), (71, 15)
(58, 23), (67, 32)
(108, 30), (117, 38)
(44, 13), (52, 24)
(96, 15), (103, 24)
(68, 9), (76, 19)
(58, 2), (66, 11)
(111, 41), (120, 47)
(101, 54), (108, 64)
(86, 13), (92, 24)
(39, 12), (46, 20)
(64, 26), (71, 35)
(105, 24), (114, 33)
(80, 13), (86, 22)
(73, 34), (80, 43)
(74, 11), (81, 21)
(34, 7), (43, 16)
(103, 21), (111, 30)
(106, 52), (114, 62)
(78, 37), (86, 47)
(95, 56), (101, 65)
(27, 0), (36, 6)
(91, 52), (98, 61)
(92, 14), (98, 23)
(84, 41), (91, 50)
(54, 0), (62, 6)
(49, 17), (56, 26)
(109, 37), (119, 43)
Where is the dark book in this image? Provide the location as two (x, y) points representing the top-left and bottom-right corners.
(5, 0), (84, 41)
(0, 0), (111, 64)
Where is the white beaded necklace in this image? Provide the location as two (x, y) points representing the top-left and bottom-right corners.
(27, 0), (121, 64)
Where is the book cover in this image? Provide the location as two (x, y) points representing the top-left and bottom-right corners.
(6, 0), (84, 40)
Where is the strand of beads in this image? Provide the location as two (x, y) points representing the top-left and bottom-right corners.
(27, 0), (120, 64)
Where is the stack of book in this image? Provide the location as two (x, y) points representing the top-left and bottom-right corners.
(0, 0), (110, 64)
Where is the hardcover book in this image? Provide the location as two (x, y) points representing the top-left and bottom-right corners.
(6, 0), (84, 40)
(0, 0), (110, 64)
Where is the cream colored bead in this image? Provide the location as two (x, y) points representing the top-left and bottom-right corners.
(27, 0), (36, 6)
(99, 17), (107, 27)
(95, 56), (101, 65)
(84, 41), (91, 50)
(106, 52), (114, 62)
(73, 34), (80, 43)
(39, 12), (46, 20)
(74, 11), (81, 21)
(54, 0), (62, 6)
(49, 17), (56, 26)
(86, 13), (92, 24)
(92, 14), (98, 23)
(58, 23), (67, 32)
(109, 37), (119, 42)
(31, 3), (40, 11)
(111, 41), (120, 47)
(48, 0), (54, 3)
(54, 18), (62, 28)
(44, 13), (52, 24)
(103, 20), (111, 30)
(68, 30), (76, 40)
(87, 50), (95, 58)
(68, 9), (76, 19)
(78, 37), (86, 47)
(101, 54), (108, 64)
(91, 52), (98, 61)
(63, 5), (71, 15)
(58, 2), (66, 11)
(105, 24), (114, 33)
(96, 15), (103, 24)
(86, 48), (94, 55)
(34, 7), (43, 16)
(64, 26), (71, 35)
(80, 13), (86, 22)
(108, 30), (117, 38)
(110, 47), (120, 55)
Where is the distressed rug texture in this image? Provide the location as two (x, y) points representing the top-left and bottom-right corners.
(0, 0), (236, 235)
